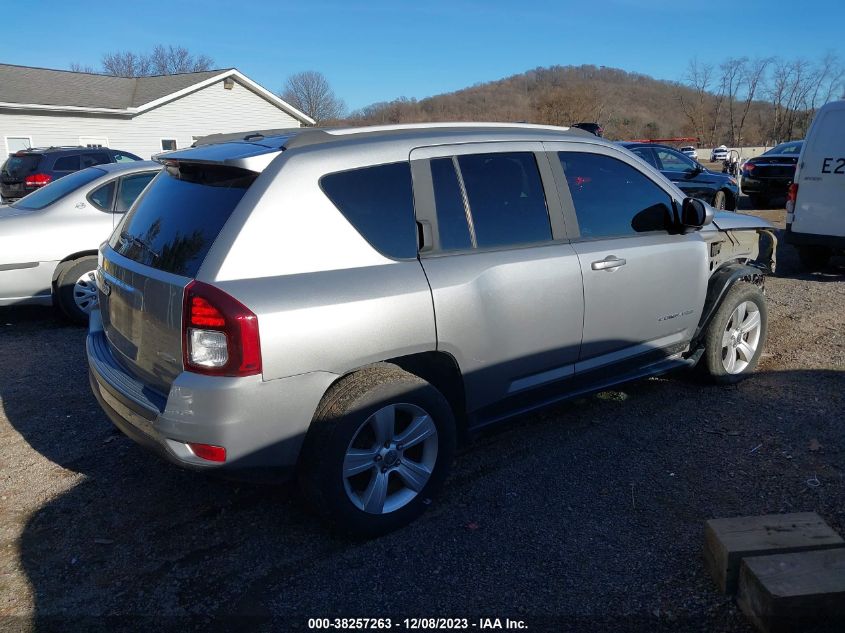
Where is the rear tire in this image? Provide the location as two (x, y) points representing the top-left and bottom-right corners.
(797, 245), (831, 271)
(55, 256), (98, 325)
(298, 364), (456, 537)
(701, 282), (768, 384)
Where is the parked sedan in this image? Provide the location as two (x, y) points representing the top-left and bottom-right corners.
(711, 145), (729, 162)
(740, 141), (803, 208)
(621, 143), (739, 210)
(680, 146), (698, 160)
(0, 161), (159, 322)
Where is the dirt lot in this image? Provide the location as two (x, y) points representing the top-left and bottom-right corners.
(1, 202), (843, 632)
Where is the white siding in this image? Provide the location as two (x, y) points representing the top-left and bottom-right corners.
(0, 79), (302, 159)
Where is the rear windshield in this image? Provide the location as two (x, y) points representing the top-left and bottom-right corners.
(765, 141), (803, 156)
(1, 154), (41, 179)
(13, 168), (105, 210)
(110, 163), (255, 277)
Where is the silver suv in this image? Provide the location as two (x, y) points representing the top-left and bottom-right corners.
(87, 124), (776, 535)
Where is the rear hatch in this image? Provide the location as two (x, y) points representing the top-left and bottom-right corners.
(1, 153), (41, 198)
(99, 148), (274, 394)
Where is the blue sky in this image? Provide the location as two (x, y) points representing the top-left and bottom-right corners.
(1, 0), (842, 111)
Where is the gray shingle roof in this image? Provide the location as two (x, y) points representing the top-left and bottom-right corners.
(0, 63), (229, 109)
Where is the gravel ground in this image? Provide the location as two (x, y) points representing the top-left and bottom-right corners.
(1, 204), (843, 632)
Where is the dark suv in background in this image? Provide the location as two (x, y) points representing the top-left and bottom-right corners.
(1, 146), (141, 203)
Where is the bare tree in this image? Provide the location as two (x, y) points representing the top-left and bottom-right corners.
(69, 62), (95, 73)
(735, 57), (771, 146)
(720, 57), (746, 145)
(676, 58), (713, 142)
(73, 45), (214, 78)
(148, 45), (214, 75)
(281, 71), (345, 124)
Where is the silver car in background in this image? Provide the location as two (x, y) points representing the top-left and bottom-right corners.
(87, 124), (776, 535)
(0, 162), (159, 322)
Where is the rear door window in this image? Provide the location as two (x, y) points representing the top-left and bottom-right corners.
(53, 155), (81, 172)
(430, 158), (472, 251)
(320, 162), (417, 259)
(81, 152), (110, 168)
(110, 164), (255, 277)
(558, 152), (673, 238)
(115, 172), (156, 213)
(654, 148), (695, 172)
(456, 152), (551, 248)
(88, 180), (116, 211)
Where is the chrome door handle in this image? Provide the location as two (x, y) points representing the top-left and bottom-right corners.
(591, 256), (627, 271)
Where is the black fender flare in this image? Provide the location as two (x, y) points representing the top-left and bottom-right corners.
(692, 263), (765, 347)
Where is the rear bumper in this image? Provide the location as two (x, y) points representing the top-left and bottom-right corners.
(87, 311), (338, 480)
(784, 227), (845, 251)
(740, 176), (792, 195)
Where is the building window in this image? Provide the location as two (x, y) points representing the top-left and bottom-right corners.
(5, 136), (32, 157)
(160, 139), (177, 151)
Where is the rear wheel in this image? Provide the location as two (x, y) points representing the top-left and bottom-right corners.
(298, 364), (456, 537)
(701, 282), (767, 384)
(797, 245), (831, 271)
(55, 256), (99, 324)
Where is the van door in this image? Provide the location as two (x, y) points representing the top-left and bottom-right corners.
(545, 143), (708, 372)
(792, 102), (845, 239)
(410, 143), (584, 418)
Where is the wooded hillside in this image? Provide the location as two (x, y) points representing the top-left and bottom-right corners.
(346, 59), (843, 146)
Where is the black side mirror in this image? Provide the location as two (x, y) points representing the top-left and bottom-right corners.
(678, 197), (714, 232)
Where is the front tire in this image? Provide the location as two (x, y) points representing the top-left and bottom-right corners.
(797, 245), (831, 271)
(298, 364), (456, 537)
(701, 282), (768, 384)
(55, 256), (99, 324)
(713, 190), (727, 211)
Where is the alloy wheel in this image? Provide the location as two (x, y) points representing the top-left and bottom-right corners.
(721, 300), (762, 374)
(343, 403), (438, 515)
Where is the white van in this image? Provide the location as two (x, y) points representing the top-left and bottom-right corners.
(785, 100), (845, 269)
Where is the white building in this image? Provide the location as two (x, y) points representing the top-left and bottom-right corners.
(0, 63), (314, 159)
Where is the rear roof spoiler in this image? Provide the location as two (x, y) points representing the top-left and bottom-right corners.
(153, 141), (284, 173)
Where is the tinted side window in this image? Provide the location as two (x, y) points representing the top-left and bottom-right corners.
(457, 152), (551, 248)
(113, 151), (141, 163)
(321, 162), (416, 259)
(81, 153), (110, 168)
(53, 155), (80, 171)
(115, 172), (156, 213)
(559, 152), (673, 238)
(655, 148), (695, 172)
(430, 158), (472, 251)
(89, 181), (116, 211)
(629, 147), (658, 169)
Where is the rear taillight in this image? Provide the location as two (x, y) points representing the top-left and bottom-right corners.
(182, 280), (261, 377)
(786, 182), (799, 213)
(743, 163), (755, 173)
(24, 173), (52, 187)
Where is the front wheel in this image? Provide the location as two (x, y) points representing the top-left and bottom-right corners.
(298, 364), (456, 537)
(713, 190), (727, 211)
(55, 256), (99, 324)
(701, 282), (768, 384)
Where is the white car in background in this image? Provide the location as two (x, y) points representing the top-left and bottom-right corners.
(0, 161), (159, 322)
(711, 145), (729, 162)
(680, 146), (698, 160)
